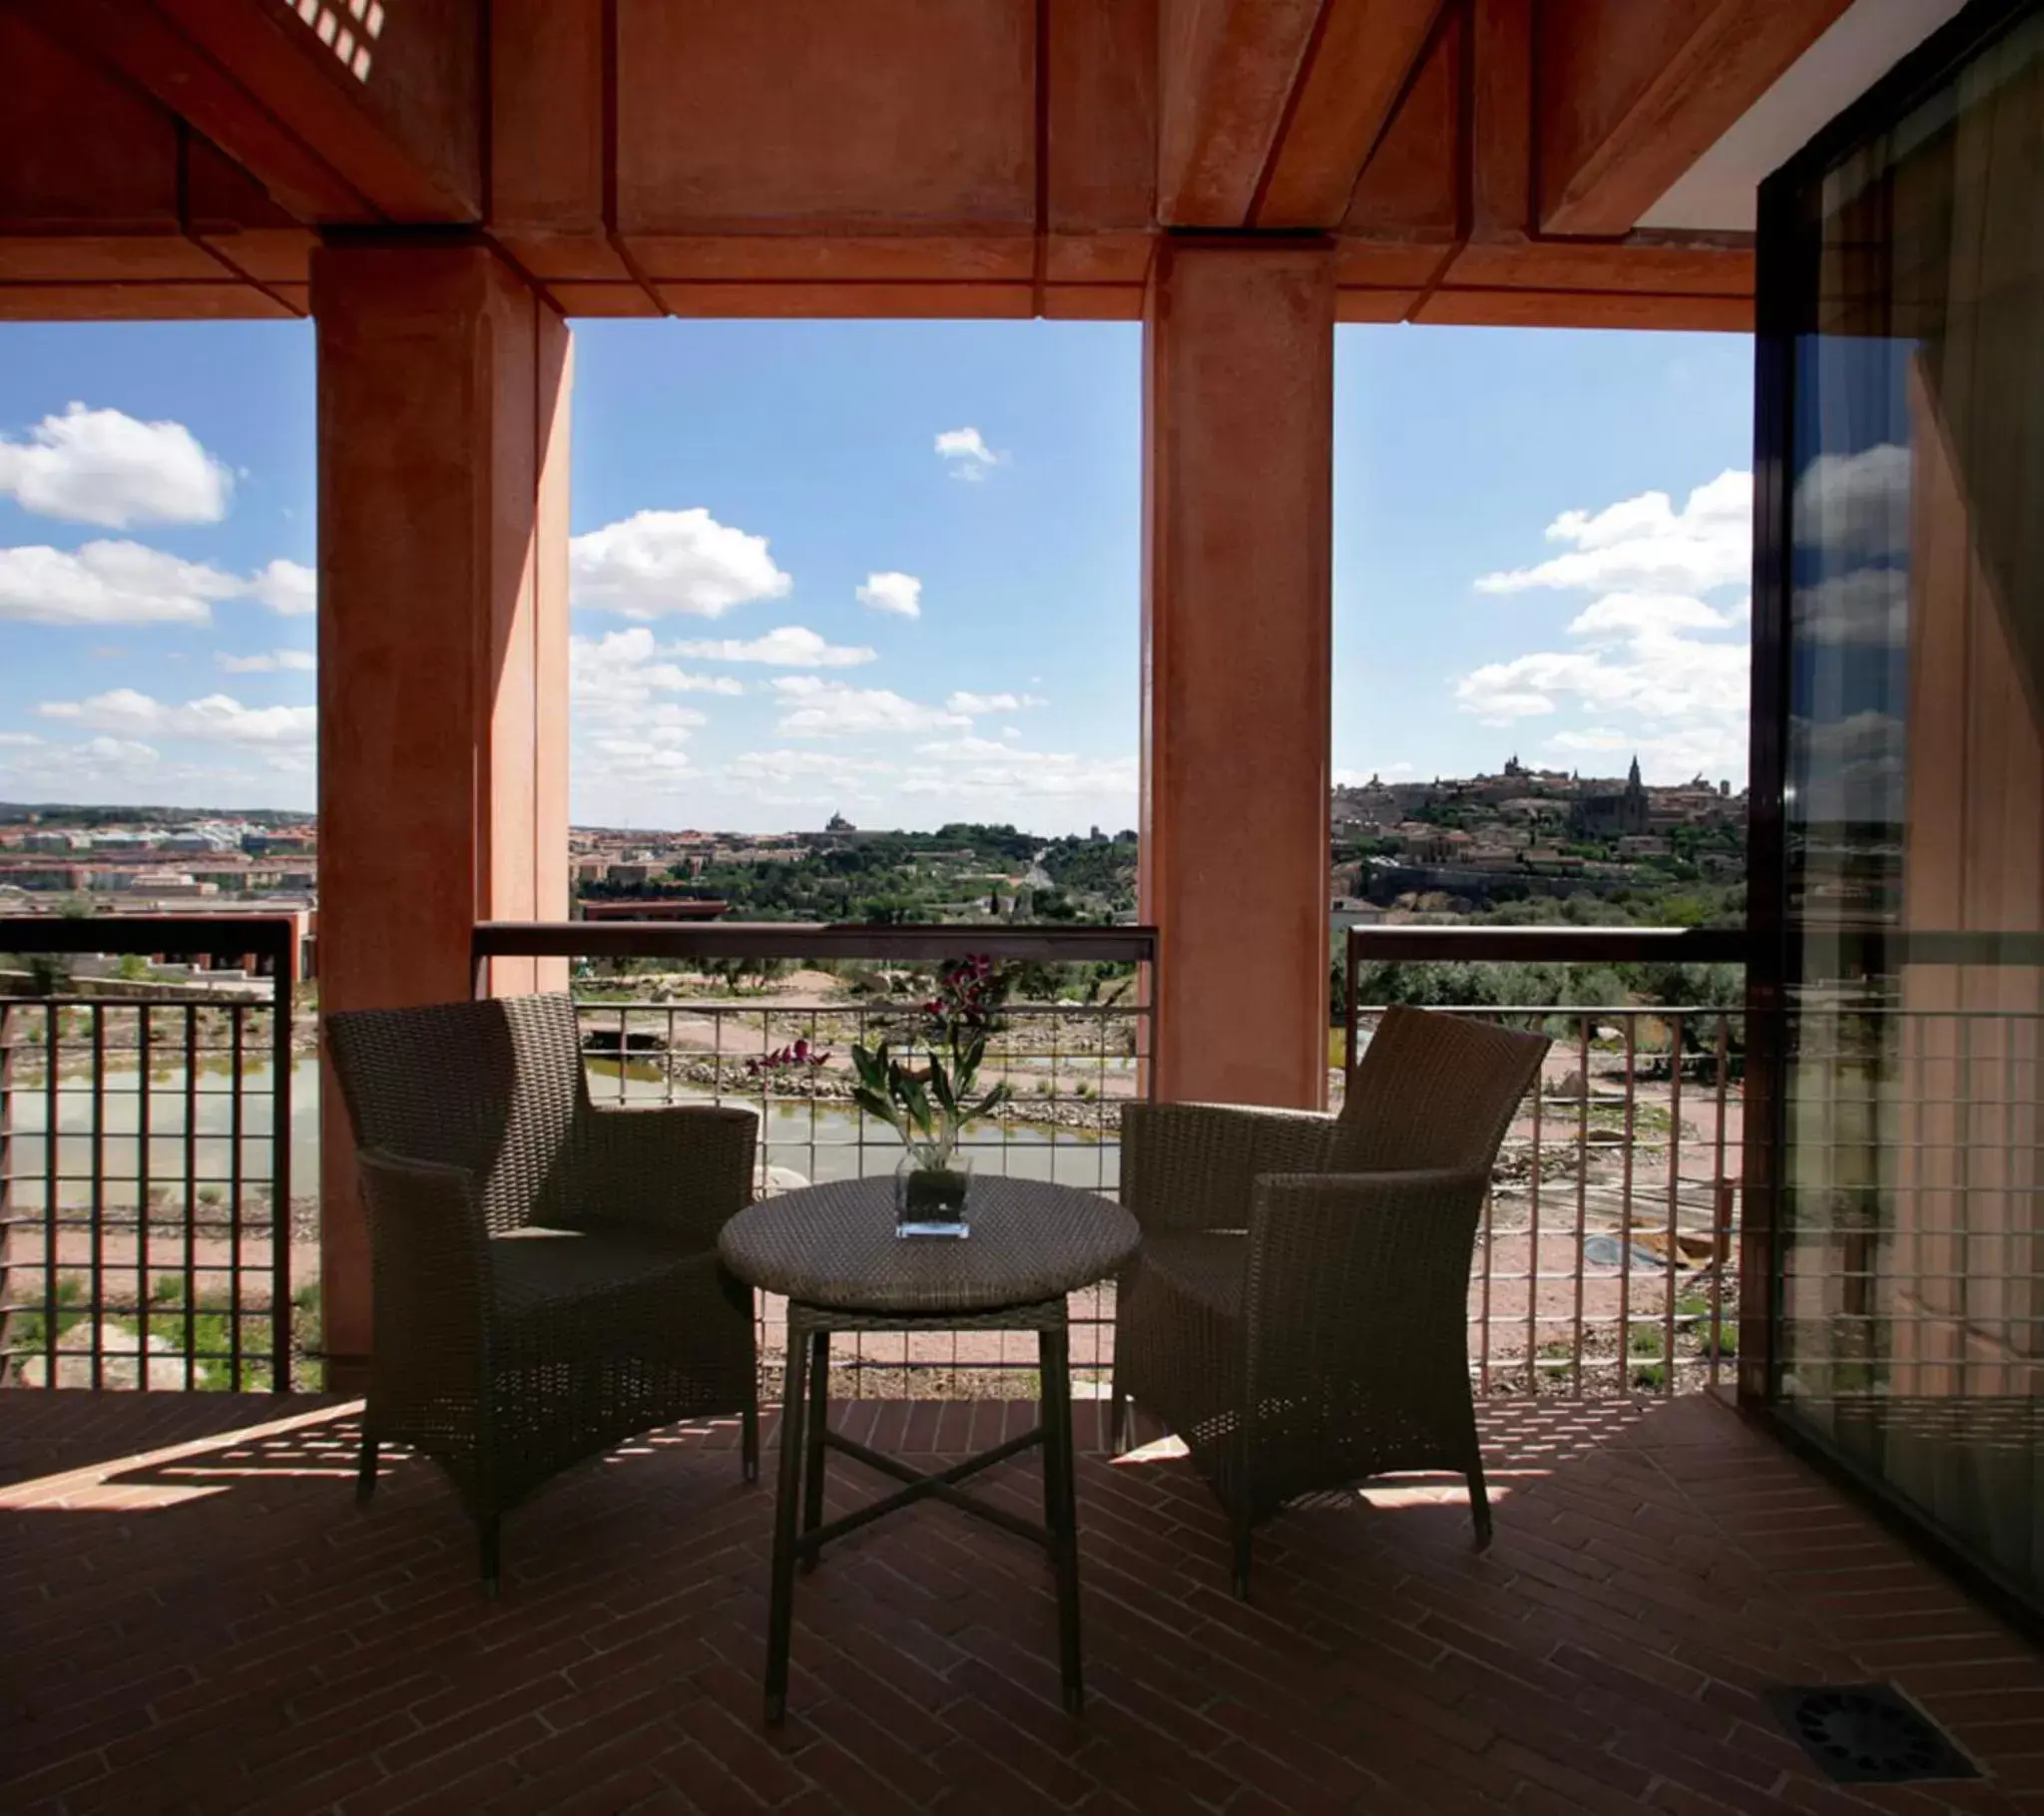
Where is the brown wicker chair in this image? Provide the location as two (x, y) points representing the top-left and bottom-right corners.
(325, 993), (760, 1589)
(1112, 1005), (1550, 1593)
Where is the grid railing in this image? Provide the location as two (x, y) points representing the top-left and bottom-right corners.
(476, 920), (1155, 1400)
(1778, 997), (2044, 1405)
(1345, 924), (1750, 1397)
(0, 917), (298, 1392)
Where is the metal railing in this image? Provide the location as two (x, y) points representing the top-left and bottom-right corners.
(0, 917), (298, 1391)
(1775, 995), (2044, 1403)
(1345, 924), (1750, 1397)
(476, 920), (1156, 1399)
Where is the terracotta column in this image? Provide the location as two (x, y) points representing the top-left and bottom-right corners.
(311, 240), (571, 1388)
(1141, 236), (1335, 1108)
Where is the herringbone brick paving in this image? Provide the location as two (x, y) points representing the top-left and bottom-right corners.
(3, 1389), (2042, 1814)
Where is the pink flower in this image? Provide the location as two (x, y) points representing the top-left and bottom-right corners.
(749, 1041), (830, 1074)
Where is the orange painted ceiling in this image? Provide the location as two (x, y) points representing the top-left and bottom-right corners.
(0, 1), (1856, 331)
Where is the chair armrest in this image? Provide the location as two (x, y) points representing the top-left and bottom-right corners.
(354, 1147), (493, 1375)
(547, 1103), (759, 1245)
(1120, 1101), (1339, 1232)
(1244, 1166), (1491, 1393)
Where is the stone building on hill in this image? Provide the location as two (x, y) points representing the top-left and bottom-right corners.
(1570, 756), (1651, 840)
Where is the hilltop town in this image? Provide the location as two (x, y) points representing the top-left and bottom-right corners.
(1330, 753), (1746, 927)
(0, 753), (1746, 932)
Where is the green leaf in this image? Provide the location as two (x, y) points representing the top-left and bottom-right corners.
(899, 1069), (935, 1137)
(963, 1084), (1011, 1124)
(849, 1043), (884, 1092)
(851, 1086), (906, 1135)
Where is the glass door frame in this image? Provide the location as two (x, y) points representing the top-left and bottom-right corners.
(1743, 0), (2044, 1629)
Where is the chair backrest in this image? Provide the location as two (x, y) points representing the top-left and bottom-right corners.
(325, 993), (587, 1235)
(1330, 1005), (1549, 1175)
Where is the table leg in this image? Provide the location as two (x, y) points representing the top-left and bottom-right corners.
(765, 1315), (810, 1725)
(801, 1329), (830, 1572)
(1039, 1322), (1084, 1713)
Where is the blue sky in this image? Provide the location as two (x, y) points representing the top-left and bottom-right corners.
(0, 316), (1754, 834)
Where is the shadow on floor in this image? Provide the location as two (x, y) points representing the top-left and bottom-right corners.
(3, 1389), (2041, 1815)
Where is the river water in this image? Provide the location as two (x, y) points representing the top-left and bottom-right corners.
(5, 1056), (1120, 1209)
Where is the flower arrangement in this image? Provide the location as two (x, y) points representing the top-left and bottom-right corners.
(746, 1037), (831, 1079)
(851, 956), (1013, 1228)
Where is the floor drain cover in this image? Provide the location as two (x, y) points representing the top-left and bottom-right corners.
(1763, 1683), (1978, 1785)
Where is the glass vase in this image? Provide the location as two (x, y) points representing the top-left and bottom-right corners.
(895, 1149), (972, 1237)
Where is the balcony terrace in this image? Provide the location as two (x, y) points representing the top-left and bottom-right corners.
(5, 913), (2041, 1812)
(7, 1388), (2044, 1815)
(6, 1), (2044, 1810)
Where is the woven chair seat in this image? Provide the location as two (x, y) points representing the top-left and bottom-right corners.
(1114, 1006), (1552, 1591)
(490, 1224), (720, 1312)
(324, 992), (763, 1587)
(1137, 1232), (1247, 1321)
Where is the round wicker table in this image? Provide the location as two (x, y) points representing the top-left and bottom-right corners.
(719, 1174), (1140, 1723)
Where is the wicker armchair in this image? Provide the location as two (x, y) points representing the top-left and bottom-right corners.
(1113, 1005), (1550, 1593)
(325, 993), (760, 1589)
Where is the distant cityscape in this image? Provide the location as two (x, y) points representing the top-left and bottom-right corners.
(0, 753), (1748, 932)
(1329, 753), (1746, 926)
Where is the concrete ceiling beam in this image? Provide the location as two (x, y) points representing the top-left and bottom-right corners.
(23, 0), (482, 226)
(1157, 0), (1322, 226)
(1253, 0), (1447, 227)
(1535, 0), (1855, 237)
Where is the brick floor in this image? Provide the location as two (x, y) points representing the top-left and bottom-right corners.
(3, 1389), (2043, 1814)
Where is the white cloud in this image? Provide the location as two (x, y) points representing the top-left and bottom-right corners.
(79, 734), (161, 764)
(771, 676), (969, 737)
(723, 749), (895, 786)
(0, 730), (306, 808)
(1458, 470), (1753, 783)
(584, 731), (696, 764)
(571, 738), (698, 803)
(37, 687), (316, 749)
(914, 735), (1017, 759)
(1455, 669), (1564, 721)
(15, 733), (164, 771)
(898, 748), (1138, 805)
(0, 731), (44, 747)
(0, 543), (315, 628)
(1793, 566), (1907, 648)
(570, 508), (791, 619)
(573, 703), (704, 796)
(248, 558), (315, 617)
(1793, 443), (1910, 560)
(1477, 470), (1752, 599)
(217, 649), (315, 674)
(1566, 593), (1736, 641)
(945, 689), (1045, 713)
(856, 571), (922, 619)
(568, 628), (728, 803)
(0, 403), (232, 528)
(571, 628), (745, 724)
(671, 626), (875, 668)
(935, 427), (1001, 480)
(1542, 727), (1630, 753)
(0, 541), (243, 626)
(1544, 723), (1748, 783)
(1457, 636), (1748, 730)
(1789, 709), (1904, 822)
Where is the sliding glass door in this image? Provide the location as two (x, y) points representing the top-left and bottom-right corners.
(1753, 0), (2044, 1611)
